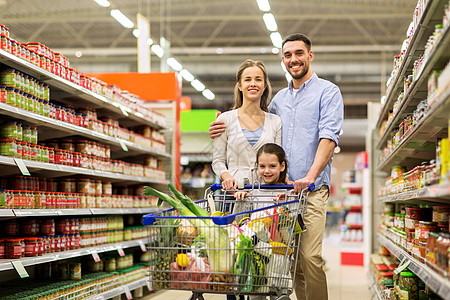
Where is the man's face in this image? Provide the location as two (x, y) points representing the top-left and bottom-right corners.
(282, 40), (314, 80)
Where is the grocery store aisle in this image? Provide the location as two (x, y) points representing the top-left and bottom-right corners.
(144, 230), (370, 300)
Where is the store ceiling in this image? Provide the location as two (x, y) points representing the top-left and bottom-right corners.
(0, 0), (418, 150)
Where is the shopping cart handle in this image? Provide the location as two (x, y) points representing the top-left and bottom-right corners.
(209, 183), (315, 191)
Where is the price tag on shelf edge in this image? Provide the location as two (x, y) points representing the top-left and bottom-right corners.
(14, 158), (30, 176)
(123, 286), (132, 300)
(138, 240), (147, 252)
(91, 250), (101, 262)
(117, 245), (125, 257)
(119, 140), (129, 152)
(11, 261), (29, 278)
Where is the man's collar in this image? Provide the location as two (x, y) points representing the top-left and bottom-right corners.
(289, 73), (317, 90)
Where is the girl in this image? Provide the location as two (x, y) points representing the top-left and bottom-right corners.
(235, 143), (289, 300)
(234, 143), (288, 201)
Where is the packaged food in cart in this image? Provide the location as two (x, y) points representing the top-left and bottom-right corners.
(143, 182), (313, 300)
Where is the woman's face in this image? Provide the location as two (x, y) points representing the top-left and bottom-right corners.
(238, 65), (266, 103)
(258, 153), (285, 184)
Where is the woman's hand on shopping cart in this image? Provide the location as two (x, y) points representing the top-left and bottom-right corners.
(221, 176), (237, 190)
(234, 191), (251, 201)
(273, 193), (286, 201)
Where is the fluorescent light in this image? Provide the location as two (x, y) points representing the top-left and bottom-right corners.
(146, 38), (154, 45)
(202, 89), (215, 100)
(272, 47), (280, 54)
(191, 79), (205, 92)
(256, 0), (270, 11)
(151, 45), (164, 58)
(270, 32), (282, 48)
(110, 9), (134, 28)
(132, 29), (140, 38)
(180, 69), (195, 82)
(166, 57), (183, 71)
(93, 0), (110, 7)
(263, 13), (277, 31)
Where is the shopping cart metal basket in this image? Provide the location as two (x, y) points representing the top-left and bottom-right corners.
(143, 183), (313, 300)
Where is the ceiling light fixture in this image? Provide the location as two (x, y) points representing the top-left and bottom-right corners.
(202, 89), (215, 100)
(75, 51), (83, 58)
(110, 9), (134, 28)
(256, 0), (271, 12)
(270, 32), (282, 48)
(285, 72), (292, 82)
(180, 69), (195, 82)
(146, 38), (153, 45)
(150, 45), (164, 58)
(191, 79), (205, 92)
(132, 29), (140, 38)
(263, 13), (277, 31)
(166, 57), (183, 71)
(93, 0), (110, 7)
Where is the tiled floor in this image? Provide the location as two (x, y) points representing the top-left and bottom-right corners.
(143, 228), (371, 300)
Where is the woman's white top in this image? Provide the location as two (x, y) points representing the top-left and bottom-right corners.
(212, 109), (282, 185)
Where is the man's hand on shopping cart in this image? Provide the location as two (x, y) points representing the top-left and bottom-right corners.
(293, 176), (315, 194)
(234, 191), (252, 201)
(273, 193), (286, 201)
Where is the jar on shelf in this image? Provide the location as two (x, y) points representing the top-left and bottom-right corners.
(1, 122), (18, 140)
(0, 139), (17, 157)
(436, 233), (450, 274)
(41, 219), (55, 236)
(5, 238), (23, 259)
(24, 237), (38, 257)
(0, 239), (4, 259)
(398, 271), (418, 299)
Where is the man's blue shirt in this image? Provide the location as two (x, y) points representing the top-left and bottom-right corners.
(269, 73), (344, 190)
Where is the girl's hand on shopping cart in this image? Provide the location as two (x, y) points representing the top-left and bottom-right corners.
(222, 177), (237, 190)
(273, 193), (286, 201)
(234, 191), (251, 201)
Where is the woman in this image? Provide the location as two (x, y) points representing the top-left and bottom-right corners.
(211, 59), (282, 300)
(212, 59), (282, 191)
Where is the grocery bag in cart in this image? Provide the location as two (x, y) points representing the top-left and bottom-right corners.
(143, 183), (313, 300)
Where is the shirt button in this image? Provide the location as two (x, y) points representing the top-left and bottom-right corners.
(291, 123), (293, 126)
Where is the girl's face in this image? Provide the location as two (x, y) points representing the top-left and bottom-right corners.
(238, 66), (266, 103)
(258, 153), (285, 184)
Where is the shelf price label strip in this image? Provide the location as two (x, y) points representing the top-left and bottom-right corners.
(14, 158), (30, 176)
(11, 261), (29, 278)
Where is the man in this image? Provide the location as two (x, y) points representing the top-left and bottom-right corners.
(209, 33), (344, 300)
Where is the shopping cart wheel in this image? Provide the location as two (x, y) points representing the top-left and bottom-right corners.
(189, 292), (205, 300)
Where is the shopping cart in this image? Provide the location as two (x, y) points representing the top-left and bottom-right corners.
(143, 183), (313, 300)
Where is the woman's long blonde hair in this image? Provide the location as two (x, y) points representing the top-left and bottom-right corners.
(232, 59), (272, 112)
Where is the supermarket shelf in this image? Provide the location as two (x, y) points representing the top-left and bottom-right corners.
(0, 238), (149, 272)
(90, 207), (160, 215)
(376, 0), (445, 128)
(0, 103), (170, 159)
(0, 49), (166, 130)
(88, 278), (147, 300)
(345, 205), (363, 212)
(0, 207), (160, 217)
(0, 155), (170, 185)
(377, 25), (450, 149)
(378, 233), (450, 299)
(341, 183), (363, 189)
(377, 88), (450, 172)
(367, 270), (386, 300)
(345, 224), (363, 230)
(378, 184), (450, 203)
